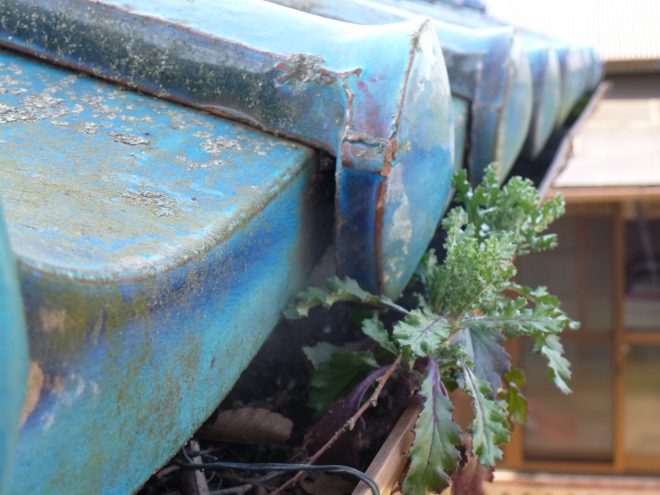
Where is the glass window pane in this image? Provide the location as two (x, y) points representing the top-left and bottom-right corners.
(516, 215), (580, 324)
(553, 215), (577, 252)
(523, 340), (614, 462)
(624, 297), (660, 330)
(516, 252), (577, 308)
(625, 215), (660, 331)
(625, 345), (660, 455)
(585, 217), (613, 331)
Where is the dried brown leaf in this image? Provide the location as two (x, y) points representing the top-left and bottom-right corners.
(20, 361), (44, 426)
(300, 473), (354, 495)
(200, 407), (293, 445)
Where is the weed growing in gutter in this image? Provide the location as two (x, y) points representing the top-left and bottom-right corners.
(282, 164), (577, 495)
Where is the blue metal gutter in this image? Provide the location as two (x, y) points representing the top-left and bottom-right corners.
(380, 0), (563, 159)
(379, 0), (598, 157)
(0, 2), (603, 494)
(269, 0), (534, 184)
(0, 206), (27, 495)
(0, 47), (333, 494)
(0, 0), (455, 299)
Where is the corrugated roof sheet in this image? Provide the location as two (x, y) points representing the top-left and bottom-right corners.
(553, 75), (660, 189)
(486, 0), (660, 62)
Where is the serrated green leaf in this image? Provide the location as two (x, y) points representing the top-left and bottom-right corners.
(283, 286), (329, 319)
(452, 327), (510, 396)
(503, 367), (527, 424)
(303, 342), (352, 370)
(452, 168), (472, 204)
(504, 282), (560, 306)
(453, 163), (565, 257)
(284, 276), (407, 319)
(461, 362), (510, 466)
(415, 249), (440, 286)
(361, 316), (398, 355)
(304, 348), (378, 413)
(463, 300), (573, 337)
(535, 334), (572, 394)
(393, 309), (451, 358)
(402, 360), (462, 495)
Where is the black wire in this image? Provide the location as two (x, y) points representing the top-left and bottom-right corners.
(177, 448), (381, 495)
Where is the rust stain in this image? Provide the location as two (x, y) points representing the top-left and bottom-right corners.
(356, 79), (385, 136)
(274, 53), (337, 86)
(373, 20), (430, 292)
(20, 360), (44, 427)
(374, 179), (388, 292)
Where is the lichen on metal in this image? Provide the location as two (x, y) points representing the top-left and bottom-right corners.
(269, 0), (534, 184)
(0, 47), (334, 495)
(0, 0), (455, 298)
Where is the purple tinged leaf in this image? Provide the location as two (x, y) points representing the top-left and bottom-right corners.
(451, 455), (494, 495)
(306, 365), (388, 466)
(402, 360), (462, 495)
(452, 327), (510, 396)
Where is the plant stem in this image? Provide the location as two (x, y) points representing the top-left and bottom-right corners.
(270, 355), (402, 495)
(381, 301), (411, 315)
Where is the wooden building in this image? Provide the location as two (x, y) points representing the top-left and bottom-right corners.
(502, 73), (660, 476)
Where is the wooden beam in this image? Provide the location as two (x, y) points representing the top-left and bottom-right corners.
(548, 186), (660, 204)
(613, 204), (626, 473)
(514, 460), (615, 474)
(353, 405), (419, 495)
(624, 331), (660, 345)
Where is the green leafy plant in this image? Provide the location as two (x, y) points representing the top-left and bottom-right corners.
(284, 164), (578, 495)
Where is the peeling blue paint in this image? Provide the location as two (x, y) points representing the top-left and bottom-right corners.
(0, 48), (333, 495)
(0, 0), (455, 298)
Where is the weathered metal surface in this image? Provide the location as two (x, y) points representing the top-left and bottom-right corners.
(427, 0), (487, 11)
(549, 40), (593, 125)
(586, 45), (604, 90)
(0, 0), (455, 298)
(0, 206), (27, 495)
(462, 0), (487, 11)
(451, 96), (469, 178)
(519, 32), (562, 157)
(0, 48), (333, 494)
(379, 0), (565, 160)
(271, 0), (533, 184)
(432, 0), (599, 138)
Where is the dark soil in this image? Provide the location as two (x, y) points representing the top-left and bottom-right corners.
(137, 276), (407, 495)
